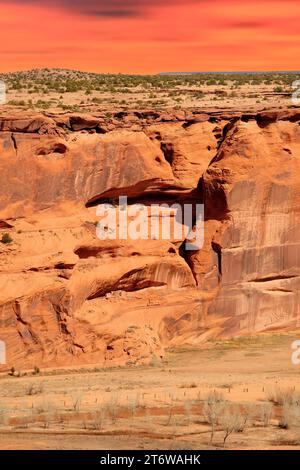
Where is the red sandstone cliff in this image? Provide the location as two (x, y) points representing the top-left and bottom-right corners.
(0, 107), (300, 370)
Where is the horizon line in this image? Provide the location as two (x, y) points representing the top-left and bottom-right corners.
(0, 67), (300, 77)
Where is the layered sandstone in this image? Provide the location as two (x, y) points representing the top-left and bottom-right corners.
(0, 106), (300, 370)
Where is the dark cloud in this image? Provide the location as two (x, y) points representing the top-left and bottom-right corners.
(229, 21), (265, 28)
(63, 0), (144, 17)
(7, 0), (202, 17)
(5, 0), (299, 18)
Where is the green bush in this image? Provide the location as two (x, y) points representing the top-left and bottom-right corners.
(1, 233), (13, 244)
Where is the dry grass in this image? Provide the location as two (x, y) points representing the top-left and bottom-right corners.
(0, 69), (298, 113)
(260, 402), (273, 427)
(71, 393), (82, 413)
(279, 403), (300, 429)
(24, 382), (44, 396)
(219, 406), (247, 447)
(91, 408), (105, 431)
(202, 392), (226, 444)
(266, 387), (300, 406)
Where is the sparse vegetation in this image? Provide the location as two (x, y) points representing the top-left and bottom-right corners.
(260, 402), (273, 427)
(91, 407), (105, 430)
(266, 387), (300, 406)
(219, 406), (246, 447)
(1, 233), (13, 244)
(1, 326), (300, 448)
(71, 392), (82, 413)
(0, 69), (299, 112)
(202, 391), (226, 444)
(33, 366), (40, 375)
(25, 382), (44, 396)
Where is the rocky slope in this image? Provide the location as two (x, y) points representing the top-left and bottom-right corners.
(0, 106), (300, 370)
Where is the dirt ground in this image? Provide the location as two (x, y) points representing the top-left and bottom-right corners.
(1, 332), (300, 450)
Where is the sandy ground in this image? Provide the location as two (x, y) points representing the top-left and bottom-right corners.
(1, 332), (300, 449)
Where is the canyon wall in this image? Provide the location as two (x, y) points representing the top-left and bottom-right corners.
(0, 107), (300, 370)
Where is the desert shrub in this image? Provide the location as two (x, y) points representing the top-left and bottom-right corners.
(266, 387), (300, 406)
(129, 393), (140, 417)
(184, 400), (193, 425)
(0, 409), (6, 427)
(25, 382), (44, 396)
(1, 233), (13, 244)
(202, 393), (251, 446)
(260, 402), (273, 427)
(33, 366), (40, 375)
(33, 401), (53, 415)
(35, 99), (50, 110)
(105, 394), (119, 423)
(206, 390), (225, 403)
(71, 392), (82, 412)
(279, 402), (293, 429)
(7, 100), (26, 106)
(179, 382), (197, 389)
(92, 407), (105, 430)
(165, 395), (175, 426)
(32, 400), (55, 429)
(219, 406), (246, 446)
(202, 393), (226, 443)
(279, 402), (300, 429)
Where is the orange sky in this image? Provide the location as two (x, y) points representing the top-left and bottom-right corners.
(0, 0), (299, 73)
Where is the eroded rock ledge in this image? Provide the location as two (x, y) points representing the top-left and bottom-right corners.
(0, 106), (300, 370)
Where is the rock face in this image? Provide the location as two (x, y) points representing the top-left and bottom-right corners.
(0, 107), (300, 370)
(199, 117), (300, 336)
